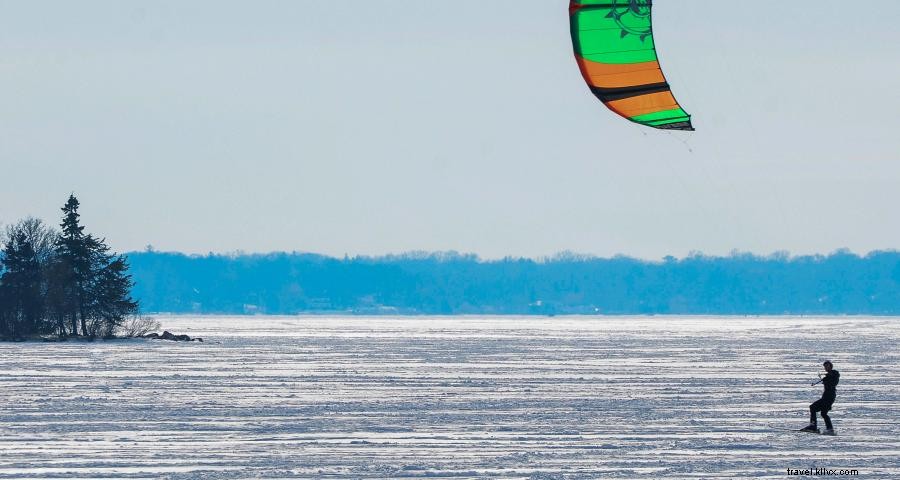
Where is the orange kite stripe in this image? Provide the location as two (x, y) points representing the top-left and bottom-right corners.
(606, 91), (679, 118)
(576, 58), (666, 88)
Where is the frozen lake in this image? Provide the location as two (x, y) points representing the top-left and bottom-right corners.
(1, 316), (898, 478)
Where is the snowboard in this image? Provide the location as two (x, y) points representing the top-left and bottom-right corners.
(797, 427), (835, 435)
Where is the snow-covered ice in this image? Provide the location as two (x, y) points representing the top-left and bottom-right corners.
(1, 316), (898, 478)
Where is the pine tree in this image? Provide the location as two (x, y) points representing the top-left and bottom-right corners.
(54, 195), (95, 336)
(51, 194), (140, 338)
(91, 254), (139, 337)
(0, 231), (44, 337)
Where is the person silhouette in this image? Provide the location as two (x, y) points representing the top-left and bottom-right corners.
(802, 360), (840, 435)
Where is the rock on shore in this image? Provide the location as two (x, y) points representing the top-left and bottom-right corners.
(143, 331), (203, 342)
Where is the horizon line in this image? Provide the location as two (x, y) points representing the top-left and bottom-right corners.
(127, 246), (898, 263)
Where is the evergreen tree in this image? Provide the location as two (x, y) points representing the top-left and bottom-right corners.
(54, 195), (93, 336)
(0, 231), (44, 336)
(91, 254), (139, 337)
(50, 194), (140, 337)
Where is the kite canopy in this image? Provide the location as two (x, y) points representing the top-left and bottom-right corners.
(569, 0), (693, 130)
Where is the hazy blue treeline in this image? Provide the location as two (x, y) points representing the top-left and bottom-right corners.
(126, 249), (900, 315)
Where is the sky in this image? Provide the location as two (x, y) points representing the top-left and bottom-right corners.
(1, 1), (899, 260)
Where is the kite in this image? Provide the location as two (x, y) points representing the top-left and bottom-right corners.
(569, 0), (693, 130)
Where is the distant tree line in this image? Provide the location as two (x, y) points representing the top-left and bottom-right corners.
(128, 249), (900, 315)
(0, 195), (138, 340)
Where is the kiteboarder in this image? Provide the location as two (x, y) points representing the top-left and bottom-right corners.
(802, 360), (840, 435)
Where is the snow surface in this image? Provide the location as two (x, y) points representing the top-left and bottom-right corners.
(1, 316), (898, 479)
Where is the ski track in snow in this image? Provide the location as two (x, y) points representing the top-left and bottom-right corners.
(1, 316), (898, 479)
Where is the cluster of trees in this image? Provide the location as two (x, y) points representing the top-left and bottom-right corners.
(128, 249), (900, 315)
(0, 195), (138, 339)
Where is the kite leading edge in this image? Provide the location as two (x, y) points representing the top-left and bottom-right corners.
(569, 0), (693, 131)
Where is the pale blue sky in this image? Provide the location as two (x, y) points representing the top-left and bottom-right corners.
(2, 1), (899, 259)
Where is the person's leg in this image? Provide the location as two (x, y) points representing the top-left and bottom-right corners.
(809, 399), (822, 425)
(821, 404), (833, 430)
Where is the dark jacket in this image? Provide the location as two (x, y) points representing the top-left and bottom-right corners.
(822, 370), (839, 400)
